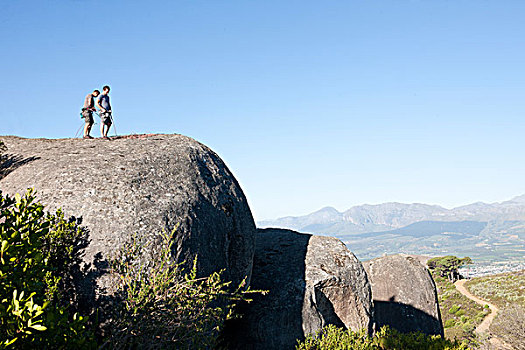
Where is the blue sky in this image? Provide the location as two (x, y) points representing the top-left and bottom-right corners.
(1, 1), (525, 220)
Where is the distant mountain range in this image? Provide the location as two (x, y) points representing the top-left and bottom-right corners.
(258, 196), (525, 264)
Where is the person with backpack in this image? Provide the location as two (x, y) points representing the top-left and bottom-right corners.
(96, 85), (113, 139)
(81, 89), (100, 139)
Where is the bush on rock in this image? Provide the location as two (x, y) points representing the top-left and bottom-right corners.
(0, 189), (94, 349)
(103, 228), (261, 349)
(0, 189), (261, 349)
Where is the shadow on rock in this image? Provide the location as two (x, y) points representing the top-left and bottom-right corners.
(221, 228), (310, 350)
(0, 154), (40, 180)
(222, 228), (373, 350)
(374, 299), (444, 336)
(314, 285), (346, 329)
(53, 223), (116, 339)
(364, 254), (444, 337)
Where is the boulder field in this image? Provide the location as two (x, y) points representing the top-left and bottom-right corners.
(0, 134), (444, 348)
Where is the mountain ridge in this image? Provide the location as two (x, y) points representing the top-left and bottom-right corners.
(259, 196), (525, 263)
(259, 195), (525, 233)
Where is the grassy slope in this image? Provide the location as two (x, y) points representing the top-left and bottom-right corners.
(433, 275), (488, 346)
(465, 270), (525, 308)
(465, 270), (525, 349)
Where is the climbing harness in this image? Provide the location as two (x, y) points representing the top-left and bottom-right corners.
(75, 109), (99, 138)
(77, 107), (117, 138)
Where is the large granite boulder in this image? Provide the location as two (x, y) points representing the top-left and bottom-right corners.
(363, 254), (444, 336)
(225, 228), (373, 349)
(0, 135), (256, 295)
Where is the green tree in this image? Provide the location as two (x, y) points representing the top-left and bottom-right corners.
(427, 256), (472, 283)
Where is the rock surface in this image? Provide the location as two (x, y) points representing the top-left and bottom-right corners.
(363, 254), (444, 336)
(225, 228), (372, 349)
(0, 135), (256, 295)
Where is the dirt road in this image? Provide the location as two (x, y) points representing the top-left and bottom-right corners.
(454, 280), (513, 349)
(455, 279), (498, 334)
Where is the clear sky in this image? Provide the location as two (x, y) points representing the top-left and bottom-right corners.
(1, 1), (524, 221)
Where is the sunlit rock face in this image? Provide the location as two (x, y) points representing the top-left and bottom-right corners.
(364, 254), (444, 336)
(0, 134), (256, 299)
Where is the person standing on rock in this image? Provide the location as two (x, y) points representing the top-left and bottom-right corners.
(81, 89), (100, 139)
(96, 85), (112, 139)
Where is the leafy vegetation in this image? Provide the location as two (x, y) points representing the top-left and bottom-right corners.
(0, 189), (95, 349)
(427, 256), (472, 283)
(466, 271), (525, 349)
(103, 229), (263, 349)
(1, 189), (263, 349)
(295, 324), (469, 350)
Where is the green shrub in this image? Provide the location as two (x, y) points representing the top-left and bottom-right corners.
(1, 189), (267, 348)
(296, 324), (469, 350)
(103, 229), (263, 349)
(0, 189), (94, 349)
(455, 309), (465, 317)
(448, 305), (460, 314)
(444, 319), (456, 328)
(475, 310), (487, 319)
(461, 322), (474, 334)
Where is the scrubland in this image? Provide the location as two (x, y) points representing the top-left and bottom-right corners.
(466, 270), (525, 350)
(434, 276), (488, 346)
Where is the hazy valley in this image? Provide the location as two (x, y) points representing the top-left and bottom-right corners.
(259, 196), (525, 270)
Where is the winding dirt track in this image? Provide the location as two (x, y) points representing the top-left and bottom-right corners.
(455, 280), (498, 334)
(454, 280), (513, 349)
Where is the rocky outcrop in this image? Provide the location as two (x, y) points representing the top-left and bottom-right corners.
(225, 228), (372, 349)
(0, 135), (256, 296)
(363, 254), (444, 336)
